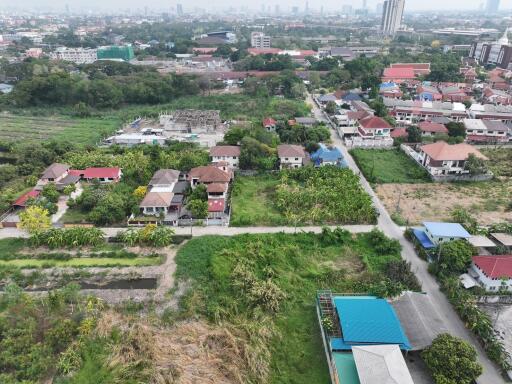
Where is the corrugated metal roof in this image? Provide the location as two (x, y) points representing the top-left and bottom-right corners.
(334, 297), (411, 350)
(423, 222), (471, 238)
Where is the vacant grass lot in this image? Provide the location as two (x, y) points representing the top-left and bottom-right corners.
(230, 174), (286, 226)
(0, 114), (120, 145)
(350, 148), (431, 183)
(175, 232), (402, 384)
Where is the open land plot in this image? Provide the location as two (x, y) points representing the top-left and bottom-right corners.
(230, 167), (377, 226)
(174, 232), (403, 384)
(376, 180), (512, 225)
(376, 148), (512, 225)
(230, 174), (286, 226)
(350, 148), (431, 184)
(0, 114), (120, 145)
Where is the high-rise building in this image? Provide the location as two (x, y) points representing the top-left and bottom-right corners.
(376, 2), (384, 14)
(381, 0), (405, 36)
(486, 0), (500, 13)
(292, 6), (299, 14)
(251, 32), (271, 48)
(176, 3), (183, 16)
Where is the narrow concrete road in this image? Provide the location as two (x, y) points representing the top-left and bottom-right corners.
(0, 225), (376, 240)
(308, 93), (505, 384)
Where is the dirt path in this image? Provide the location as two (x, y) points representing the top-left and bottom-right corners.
(155, 245), (178, 302)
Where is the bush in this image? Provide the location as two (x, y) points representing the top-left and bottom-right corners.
(385, 260), (421, 291)
(30, 227), (105, 248)
(422, 334), (482, 384)
(118, 224), (175, 247)
(367, 229), (401, 255)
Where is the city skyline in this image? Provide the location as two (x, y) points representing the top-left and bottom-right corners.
(3, 0), (512, 12)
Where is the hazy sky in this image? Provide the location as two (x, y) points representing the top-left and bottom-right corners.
(5, 0), (512, 12)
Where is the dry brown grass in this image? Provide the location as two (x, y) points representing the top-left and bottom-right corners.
(96, 311), (265, 384)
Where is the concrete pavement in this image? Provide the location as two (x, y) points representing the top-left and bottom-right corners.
(0, 225), (376, 240)
(307, 93), (505, 384)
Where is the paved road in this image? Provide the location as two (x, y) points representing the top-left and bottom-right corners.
(0, 225), (376, 240)
(307, 93), (505, 384)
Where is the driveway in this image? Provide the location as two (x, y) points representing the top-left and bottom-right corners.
(307, 92), (505, 384)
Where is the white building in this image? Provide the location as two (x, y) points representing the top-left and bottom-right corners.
(209, 145), (241, 169)
(50, 47), (97, 64)
(381, 0), (405, 36)
(251, 32), (271, 48)
(471, 255), (512, 292)
(277, 144), (307, 169)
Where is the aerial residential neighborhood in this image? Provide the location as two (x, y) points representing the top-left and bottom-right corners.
(0, 1), (512, 384)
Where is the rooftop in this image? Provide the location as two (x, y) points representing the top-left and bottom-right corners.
(420, 141), (488, 161)
(473, 255), (512, 279)
(149, 169), (180, 186)
(333, 296), (411, 350)
(277, 144), (306, 158)
(209, 145), (241, 157)
(42, 163), (69, 179)
(423, 221), (471, 238)
(491, 233), (512, 247)
(352, 345), (414, 384)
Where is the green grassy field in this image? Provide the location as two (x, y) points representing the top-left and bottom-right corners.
(350, 148), (431, 183)
(0, 257), (160, 268)
(230, 174), (286, 226)
(0, 114), (120, 145)
(175, 232), (402, 384)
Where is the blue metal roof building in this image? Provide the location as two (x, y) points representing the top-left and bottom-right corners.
(423, 222), (471, 239)
(331, 296), (411, 351)
(310, 144), (348, 168)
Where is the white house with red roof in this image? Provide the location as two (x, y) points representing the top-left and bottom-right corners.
(263, 117), (277, 132)
(417, 141), (488, 176)
(471, 255), (512, 292)
(73, 167), (122, 183)
(357, 115), (392, 139)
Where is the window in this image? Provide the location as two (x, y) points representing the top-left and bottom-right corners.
(295, 158), (299, 161)
(285, 158), (288, 161)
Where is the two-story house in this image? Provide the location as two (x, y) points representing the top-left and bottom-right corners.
(139, 169), (182, 220)
(417, 141), (488, 176)
(40, 163), (70, 184)
(357, 116), (392, 140)
(209, 145), (241, 169)
(470, 255), (512, 292)
(463, 119), (509, 143)
(277, 144), (307, 169)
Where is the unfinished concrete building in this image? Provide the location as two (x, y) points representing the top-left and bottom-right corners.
(159, 110), (222, 133)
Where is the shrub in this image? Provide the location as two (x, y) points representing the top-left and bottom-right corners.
(422, 334), (482, 384)
(367, 229), (401, 255)
(385, 260), (421, 291)
(118, 224), (175, 247)
(30, 227), (105, 248)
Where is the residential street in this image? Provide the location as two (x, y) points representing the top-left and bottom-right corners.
(306, 93), (506, 384)
(0, 224), (376, 239)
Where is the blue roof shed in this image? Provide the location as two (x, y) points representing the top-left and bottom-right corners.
(333, 297), (411, 350)
(310, 144), (347, 167)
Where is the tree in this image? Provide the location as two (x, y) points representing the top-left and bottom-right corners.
(187, 199), (208, 219)
(62, 184), (76, 196)
(436, 240), (476, 275)
(19, 205), (51, 234)
(406, 125), (422, 143)
(422, 334), (482, 384)
(465, 154), (487, 176)
(325, 101), (337, 115)
(446, 122), (466, 138)
(132, 186), (148, 201)
(41, 183), (60, 204)
(189, 184), (207, 201)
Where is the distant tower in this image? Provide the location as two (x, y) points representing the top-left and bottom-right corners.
(320, 5), (324, 15)
(144, 6), (148, 16)
(176, 3), (183, 16)
(376, 2), (384, 14)
(65, 3), (70, 14)
(275, 4), (280, 14)
(305, 1), (309, 13)
(486, 0), (500, 13)
(381, 0), (405, 36)
(362, 0), (367, 9)
(292, 6), (299, 14)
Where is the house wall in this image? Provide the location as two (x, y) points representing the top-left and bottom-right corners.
(280, 156), (303, 169)
(471, 263), (512, 292)
(211, 155), (239, 168)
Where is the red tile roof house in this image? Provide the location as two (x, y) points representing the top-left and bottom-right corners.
(470, 255), (512, 292)
(382, 63), (431, 83)
(263, 117), (277, 132)
(390, 128), (408, 139)
(417, 141), (488, 177)
(357, 116), (393, 140)
(391, 63), (431, 76)
(188, 165), (232, 219)
(460, 67), (477, 83)
(209, 145), (241, 169)
(440, 86), (469, 103)
(73, 167), (122, 183)
(277, 144), (307, 170)
(13, 189), (40, 208)
(418, 121), (448, 137)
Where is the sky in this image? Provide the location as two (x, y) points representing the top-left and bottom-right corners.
(5, 0), (512, 12)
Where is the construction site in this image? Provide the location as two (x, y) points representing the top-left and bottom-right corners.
(159, 109), (223, 133)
